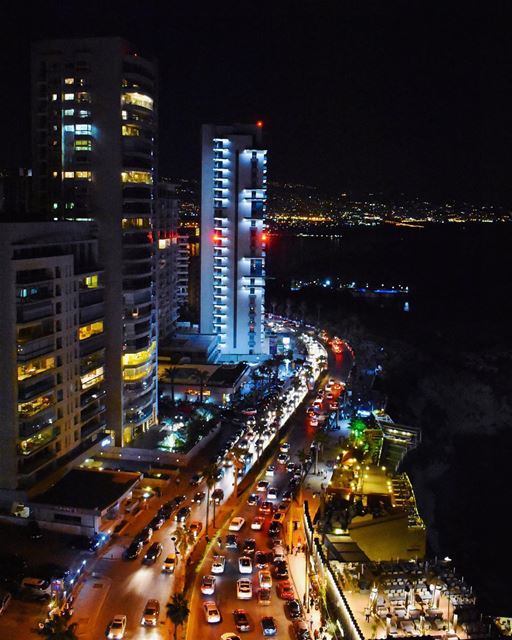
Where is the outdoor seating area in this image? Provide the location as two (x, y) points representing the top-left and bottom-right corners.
(331, 559), (491, 639)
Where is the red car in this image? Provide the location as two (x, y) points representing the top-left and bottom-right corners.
(276, 580), (295, 600)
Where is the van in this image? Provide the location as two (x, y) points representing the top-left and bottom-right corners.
(21, 577), (52, 596)
(124, 498), (140, 514)
(272, 544), (286, 563)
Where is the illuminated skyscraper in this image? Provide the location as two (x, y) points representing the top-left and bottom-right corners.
(200, 123), (268, 361)
(31, 38), (158, 444)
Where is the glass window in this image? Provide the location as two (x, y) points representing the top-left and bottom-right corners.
(75, 124), (92, 134)
(121, 92), (154, 110)
(122, 124), (140, 137)
(63, 93), (74, 101)
(79, 320), (103, 340)
(121, 171), (152, 184)
(64, 77), (74, 84)
(75, 171), (92, 180)
(75, 139), (92, 151)
(63, 109), (74, 116)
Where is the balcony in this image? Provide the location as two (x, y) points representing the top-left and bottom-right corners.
(18, 426), (58, 458)
(19, 406), (57, 439)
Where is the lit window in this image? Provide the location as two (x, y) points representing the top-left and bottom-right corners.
(123, 362), (153, 382)
(84, 275), (99, 288)
(121, 92), (154, 110)
(64, 77), (74, 84)
(121, 171), (152, 184)
(75, 124), (92, 134)
(78, 110), (91, 118)
(122, 341), (156, 368)
(18, 356), (55, 381)
(52, 93), (58, 101)
(64, 124), (74, 132)
(79, 320), (103, 340)
(63, 171), (75, 178)
(52, 171), (58, 178)
(63, 93), (74, 101)
(76, 92), (91, 103)
(75, 139), (92, 151)
(122, 125), (140, 137)
(81, 367), (104, 389)
(121, 217), (151, 229)
(53, 203), (58, 209)
(75, 171), (92, 180)
(63, 109), (74, 116)
(121, 110), (128, 120)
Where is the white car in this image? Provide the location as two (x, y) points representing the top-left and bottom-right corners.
(267, 487), (278, 500)
(259, 570), (272, 589)
(257, 480), (270, 491)
(211, 555), (226, 574)
(237, 578), (253, 600)
(229, 517), (246, 531)
(201, 575), (216, 595)
(107, 615), (127, 639)
(238, 556), (252, 574)
(203, 600), (221, 624)
(280, 442), (290, 453)
(277, 453), (289, 464)
(251, 517), (265, 531)
(221, 634), (243, 640)
(266, 465), (275, 476)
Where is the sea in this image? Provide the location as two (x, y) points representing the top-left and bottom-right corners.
(267, 223), (512, 615)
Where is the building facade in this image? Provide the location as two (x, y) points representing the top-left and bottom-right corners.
(31, 37), (159, 445)
(200, 123), (268, 361)
(0, 221), (106, 497)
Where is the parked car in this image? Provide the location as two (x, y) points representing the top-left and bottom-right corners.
(211, 488), (224, 504)
(149, 515), (165, 531)
(175, 506), (191, 523)
(143, 542), (163, 565)
(123, 540), (143, 560)
(276, 580), (295, 600)
(193, 491), (206, 504)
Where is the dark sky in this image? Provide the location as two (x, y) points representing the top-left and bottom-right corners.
(2, 0), (512, 203)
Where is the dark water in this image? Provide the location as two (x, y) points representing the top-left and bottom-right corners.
(267, 224), (512, 614)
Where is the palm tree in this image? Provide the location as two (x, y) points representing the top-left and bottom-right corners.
(173, 524), (195, 560)
(43, 616), (78, 640)
(166, 592), (190, 640)
(228, 445), (246, 502)
(203, 462), (219, 536)
(192, 368), (210, 404)
(313, 431), (329, 474)
(165, 358), (180, 406)
(297, 448), (309, 476)
(253, 418), (268, 459)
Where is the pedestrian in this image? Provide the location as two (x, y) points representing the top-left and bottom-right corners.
(364, 606), (371, 622)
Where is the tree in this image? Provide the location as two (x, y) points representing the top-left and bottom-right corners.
(203, 462), (219, 536)
(164, 355), (181, 405)
(173, 525), (195, 560)
(192, 369), (210, 404)
(313, 431), (329, 474)
(166, 592), (190, 640)
(43, 616), (78, 640)
(297, 448), (310, 476)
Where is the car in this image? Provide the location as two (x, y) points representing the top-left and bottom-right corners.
(286, 461), (296, 472)
(274, 560), (289, 579)
(309, 415), (319, 426)
(277, 453), (289, 464)
(143, 542), (163, 565)
(242, 538), (256, 555)
(276, 580), (295, 600)
(0, 590), (12, 615)
(193, 491), (206, 504)
(259, 501), (273, 515)
(162, 554), (176, 573)
(255, 551), (270, 568)
(141, 599), (160, 626)
(216, 468), (225, 481)
(237, 578), (252, 600)
(247, 493), (259, 506)
(293, 467), (302, 479)
(226, 534), (239, 549)
(325, 393), (333, 401)
(229, 517), (245, 531)
(123, 540), (143, 560)
(211, 555), (226, 574)
(268, 521), (281, 537)
(149, 515), (165, 531)
(258, 587), (271, 605)
(272, 512), (285, 524)
(277, 502), (289, 513)
(21, 577), (52, 597)
(189, 520), (203, 537)
(266, 465), (275, 476)
(238, 556), (252, 574)
(211, 488), (224, 504)
(257, 480), (269, 492)
(261, 616), (277, 636)
(233, 609), (251, 632)
(203, 600), (221, 624)
(221, 635), (242, 640)
(190, 473), (203, 486)
(174, 494), (187, 506)
(293, 619), (312, 639)
(258, 570), (272, 589)
(280, 442), (290, 453)
(306, 406), (316, 416)
(134, 526), (153, 545)
(251, 517), (265, 531)
(107, 615), (127, 639)
(175, 506), (191, 522)
(286, 598), (302, 619)
(267, 487), (278, 500)
(329, 402), (338, 411)
(201, 575), (216, 595)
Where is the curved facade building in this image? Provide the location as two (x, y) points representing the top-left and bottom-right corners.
(32, 38), (158, 445)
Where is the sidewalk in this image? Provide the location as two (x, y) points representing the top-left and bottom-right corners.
(71, 574), (112, 639)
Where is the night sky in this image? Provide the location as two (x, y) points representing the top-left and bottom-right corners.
(2, 0), (512, 203)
